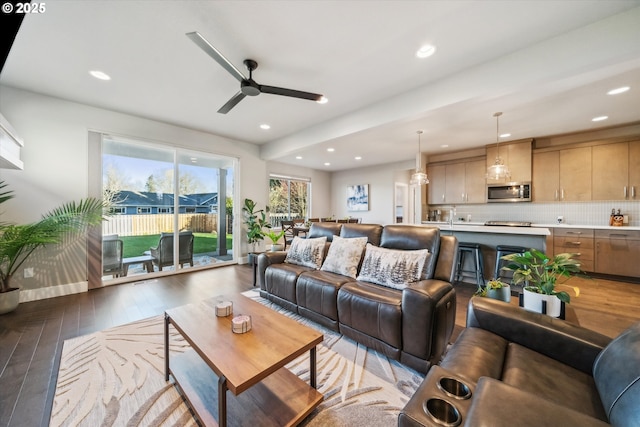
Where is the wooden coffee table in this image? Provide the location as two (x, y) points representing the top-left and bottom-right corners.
(164, 294), (323, 426)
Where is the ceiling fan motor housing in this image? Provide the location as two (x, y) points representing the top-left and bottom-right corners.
(241, 79), (261, 96)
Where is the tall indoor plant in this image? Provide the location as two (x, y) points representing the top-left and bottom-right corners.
(241, 198), (271, 253)
(501, 248), (584, 316)
(0, 181), (105, 314)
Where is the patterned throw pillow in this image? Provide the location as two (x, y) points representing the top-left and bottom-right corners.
(320, 236), (368, 278)
(284, 236), (328, 269)
(356, 244), (429, 290)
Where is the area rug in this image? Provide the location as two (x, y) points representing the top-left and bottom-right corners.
(50, 290), (425, 426)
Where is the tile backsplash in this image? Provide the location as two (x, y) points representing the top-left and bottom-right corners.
(435, 200), (639, 227)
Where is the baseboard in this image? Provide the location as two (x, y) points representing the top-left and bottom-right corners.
(19, 281), (88, 303)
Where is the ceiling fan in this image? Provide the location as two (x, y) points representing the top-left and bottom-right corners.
(186, 31), (324, 114)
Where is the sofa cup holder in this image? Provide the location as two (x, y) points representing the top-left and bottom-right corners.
(437, 376), (472, 400)
(423, 398), (462, 427)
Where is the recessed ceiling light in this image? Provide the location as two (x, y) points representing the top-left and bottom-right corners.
(317, 96), (328, 104)
(440, 144), (449, 148)
(89, 70), (111, 81)
(607, 86), (630, 95)
(416, 44), (436, 59)
(500, 133), (511, 138)
(259, 123), (271, 130)
(592, 115), (608, 122)
(355, 156), (362, 160)
(327, 148), (335, 152)
(324, 162), (331, 166)
(295, 156), (302, 160)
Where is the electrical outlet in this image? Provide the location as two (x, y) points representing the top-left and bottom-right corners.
(24, 268), (34, 278)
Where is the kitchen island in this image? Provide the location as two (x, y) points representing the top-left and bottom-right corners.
(422, 221), (551, 282)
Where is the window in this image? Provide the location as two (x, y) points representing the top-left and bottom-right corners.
(269, 175), (310, 226)
(96, 134), (237, 285)
(110, 206), (125, 214)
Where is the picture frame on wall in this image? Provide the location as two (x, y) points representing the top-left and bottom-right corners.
(347, 184), (369, 211)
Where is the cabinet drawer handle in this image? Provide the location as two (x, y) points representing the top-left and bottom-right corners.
(633, 186), (636, 198)
(609, 234), (628, 238)
(570, 242), (582, 245)
(624, 186), (628, 199)
(566, 231), (582, 235)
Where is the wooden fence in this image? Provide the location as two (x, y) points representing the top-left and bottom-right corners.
(103, 214), (219, 236)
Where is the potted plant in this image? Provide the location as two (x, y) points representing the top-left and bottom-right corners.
(0, 181), (105, 314)
(241, 198), (271, 253)
(500, 249), (584, 317)
(264, 229), (286, 252)
(475, 278), (511, 302)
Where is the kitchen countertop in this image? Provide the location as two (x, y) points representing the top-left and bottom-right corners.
(421, 222), (550, 236)
(421, 222), (640, 233)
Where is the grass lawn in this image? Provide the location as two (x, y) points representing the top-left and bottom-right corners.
(120, 233), (233, 258)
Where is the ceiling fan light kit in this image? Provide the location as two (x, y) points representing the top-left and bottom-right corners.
(186, 31), (324, 114)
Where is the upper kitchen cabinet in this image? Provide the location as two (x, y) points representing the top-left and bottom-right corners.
(486, 140), (532, 184)
(427, 159), (485, 205)
(592, 140), (640, 200)
(532, 146), (592, 201)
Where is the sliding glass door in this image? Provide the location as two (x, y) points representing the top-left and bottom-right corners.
(99, 136), (236, 284)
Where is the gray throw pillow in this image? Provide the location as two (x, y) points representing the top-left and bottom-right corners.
(284, 236), (327, 269)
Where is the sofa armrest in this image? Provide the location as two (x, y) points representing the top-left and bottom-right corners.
(256, 252), (287, 289)
(401, 279), (456, 367)
(467, 297), (612, 374)
(464, 377), (610, 427)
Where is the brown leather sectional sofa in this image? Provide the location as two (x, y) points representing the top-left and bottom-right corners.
(256, 222), (458, 374)
(399, 297), (640, 426)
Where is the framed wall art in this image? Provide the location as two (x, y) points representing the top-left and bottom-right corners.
(347, 184), (369, 211)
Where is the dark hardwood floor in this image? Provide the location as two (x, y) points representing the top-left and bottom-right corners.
(1, 264), (638, 427)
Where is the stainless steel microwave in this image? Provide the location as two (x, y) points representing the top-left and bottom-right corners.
(487, 182), (531, 202)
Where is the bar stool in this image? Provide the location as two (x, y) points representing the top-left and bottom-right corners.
(494, 245), (528, 285)
(455, 242), (484, 286)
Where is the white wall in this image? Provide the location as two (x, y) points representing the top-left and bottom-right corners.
(331, 160), (414, 224)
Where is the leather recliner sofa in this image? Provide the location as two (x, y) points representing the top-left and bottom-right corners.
(399, 297), (640, 426)
(256, 222), (459, 374)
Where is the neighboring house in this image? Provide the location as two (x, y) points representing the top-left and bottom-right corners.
(111, 191), (218, 214)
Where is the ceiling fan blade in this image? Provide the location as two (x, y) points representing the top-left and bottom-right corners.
(186, 31), (246, 83)
(217, 91), (246, 114)
(260, 85), (323, 101)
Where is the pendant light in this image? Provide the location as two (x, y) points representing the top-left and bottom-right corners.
(486, 112), (511, 180)
(410, 130), (429, 185)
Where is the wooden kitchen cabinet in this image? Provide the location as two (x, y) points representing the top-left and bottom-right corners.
(532, 146), (591, 201)
(486, 140), (532, 184)
(595, 229), (640, 278)
(554, 228), (594, 272)
(428, 160), (485, 204)
(427, 164), (446, 205)
(592, 140), (640, 200)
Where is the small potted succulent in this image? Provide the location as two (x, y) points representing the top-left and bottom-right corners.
(264, 229), (286, 252)
(487, 279), (511, 302)
(475, 278), (511, 302)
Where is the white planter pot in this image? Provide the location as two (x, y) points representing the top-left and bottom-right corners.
(523, 288), (561, 317)
(270, 244), (284, 252)
(0, 288), (20, 315)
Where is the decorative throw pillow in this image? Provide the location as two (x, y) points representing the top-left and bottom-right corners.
(357, 244), (429, 290)
(284, 236), (327, 269)
(320, 236), (368, 278)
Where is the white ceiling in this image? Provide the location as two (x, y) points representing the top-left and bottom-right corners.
(2, 1), (640, 171)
